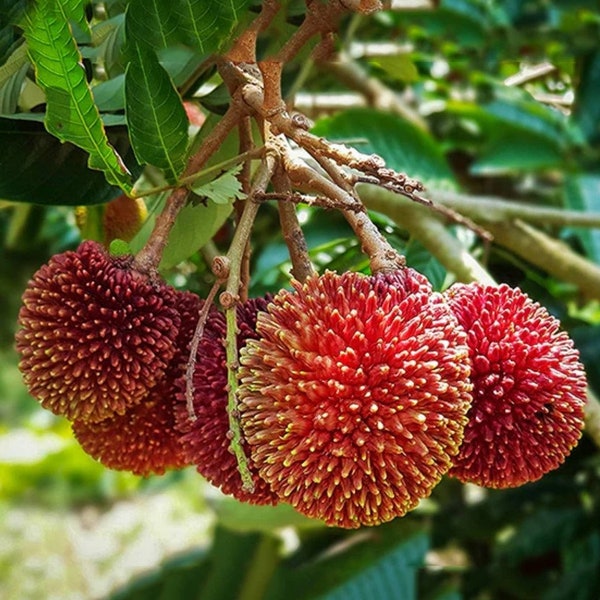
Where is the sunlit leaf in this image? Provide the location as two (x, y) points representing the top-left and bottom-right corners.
(126, 0), (254, 55)
(22, 1), (132, 191)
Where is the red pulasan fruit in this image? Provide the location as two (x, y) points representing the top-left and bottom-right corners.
(71, 290), (202, 475)
(174, 297), (278, 505)
(238, 270), (473, 528)
(71, 378), (190, 476)
(445, 283), (587, 488)
(16, 241), (180, 423)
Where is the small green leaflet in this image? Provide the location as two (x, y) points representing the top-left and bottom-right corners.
(189, 165), (246, 205)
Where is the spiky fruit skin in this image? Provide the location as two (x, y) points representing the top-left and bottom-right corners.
(16, 241), (180, 423)
(71, 290), (203, 475)
(71, 379), (189, 476)
(238, 270), (473, 528)
(175, 297), (278, 505)
(445, 283), (587, 488)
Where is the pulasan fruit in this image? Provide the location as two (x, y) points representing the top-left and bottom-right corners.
(16, 241), (180, 423)
(238, 270), (473, 528)
(444, 282), (587, 488)
(175, 296), (278, 505)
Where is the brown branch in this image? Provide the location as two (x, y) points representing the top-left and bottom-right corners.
(236, 115), (255, 303)
(485, 220), (600, 300)
(360, 184), (496, 284)
(226, 0), (281, 63)
(272, 165), (315, 282)
(185, 280), (222, 420)
(430, 189), (600, 228)
(321, 51), (427, 131)
(220, 151), (278, 309)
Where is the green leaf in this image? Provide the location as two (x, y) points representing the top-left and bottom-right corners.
(124, 40), (189, 183)
(126, 0), (181, 50)
(564, 173), (600, 264)
(109, 527), (268, 600)
(464, 91), (578, 174)
(189, 165), (245, 204)
(371, 54), (418, 83)
(321, 538), (424, 600)
(0, 41), (28, 91)
(0, 54), (28, 114)
(128, 193), (233, 270)
(60, 0), (91, 39)
(91, 13), (126, 78)
(469, 129), (564, 174)
(93, 74), (125, 112)
(0, 117), (139, 205)
(211, 496), (325, 533)
(109, 238), (132, 256)
(311, 109), (457, 190)
(571, 325), (600, 394)
(494, 508), (583, 566)
(404, 238), (447, 290)
(0, 1), (27, 64)
(126, 0), (254, 55)
(572, 50), (600, 145)
(265, 523), (429, 600)
(22, 1), (132, 191)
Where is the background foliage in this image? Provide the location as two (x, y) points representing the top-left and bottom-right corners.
(1, 0), (600, 598)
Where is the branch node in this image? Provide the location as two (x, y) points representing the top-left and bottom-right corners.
(220, 291), (239, 309)
(212, 256), (231, 280)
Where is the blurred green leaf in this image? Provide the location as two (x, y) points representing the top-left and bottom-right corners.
(571, 324), (600, 394)
(265, 523), (429, 600)
(0, 117), (139, 205)
(467, 94), (575, 173)
(0, 1), (27, 65)
(93, 75), (125, 112)
(211, 496), (324, 532)
(0, 59), (27, 114)
(128, 194), (233, 270)
(109, 527), (268, 600)
(0, 42), (28, 112)
(572, 50), (600, 145)
(22, 1), (132, 191)
(404, 238), (447, 290)
(125, 41), (189, 182)
(91, 13), (126, 78)
(371, 54), (418, 83)
(494, 508), (583, 566)
(312, 109), (457, 189)
(564, 173), (600, 263)
(0, 120), (125, 202)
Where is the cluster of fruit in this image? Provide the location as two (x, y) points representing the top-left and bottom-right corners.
(16, 241), (587, 528)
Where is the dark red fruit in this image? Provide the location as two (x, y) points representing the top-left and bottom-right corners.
(16, 241), (180, 422)
(175, 297), (278, 506)
(445, 283), (587, 488)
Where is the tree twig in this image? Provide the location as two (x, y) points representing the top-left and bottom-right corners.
(485, 219), (600, 300)
(361, 184), (495, 284)
(273, 165), (315, 282)
(430, 189), (600, 228)
(185, 280), (222, 421)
